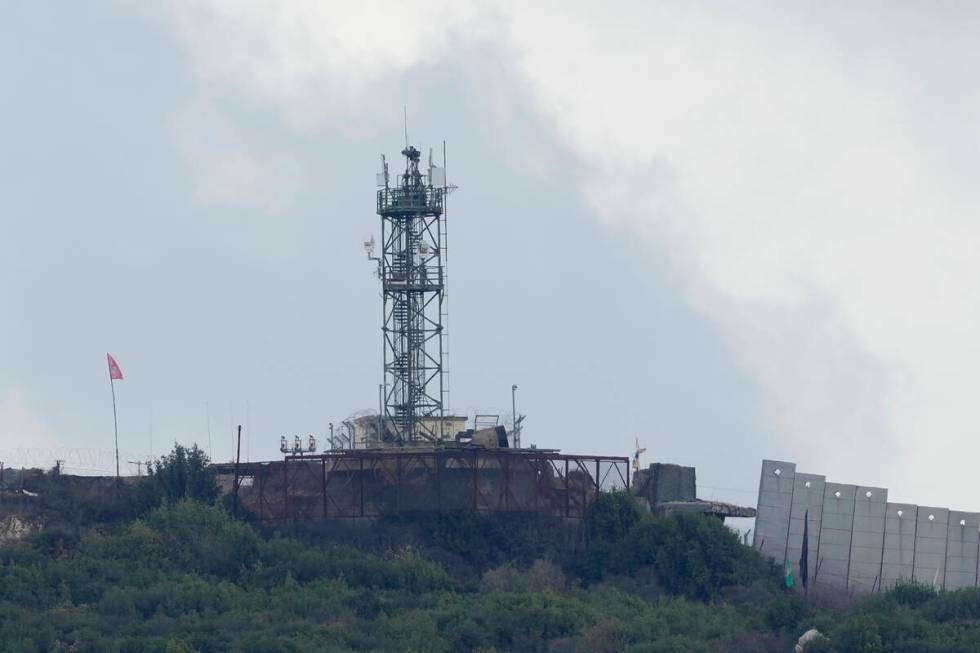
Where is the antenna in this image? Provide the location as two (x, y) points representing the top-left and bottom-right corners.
(205, 402), (213, 460)
(373, 141), (452, 443)
(364, 235), (380, 277)
(377, 155), (389, 188)
(633, 437), (647, 473)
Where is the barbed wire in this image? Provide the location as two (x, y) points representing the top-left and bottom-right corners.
(0, 447), (150, 476)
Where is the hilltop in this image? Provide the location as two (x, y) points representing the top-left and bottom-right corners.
(2, 447), (980, 652)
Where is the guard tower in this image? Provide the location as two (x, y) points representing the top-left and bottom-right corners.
(373, 145), (449, 443)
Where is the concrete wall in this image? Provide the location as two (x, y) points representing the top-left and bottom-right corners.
(633, 463), (697, 509)
(847, 486), (887, 592)
(881, 502), (917, 588)
(944, 511), (980, 590)
(755, 460), (796, 564)
(755, 460), (980, 593)
(786, 473), (825, 584)
(913, 507), (949, 587)
(815, 482), (855, 589)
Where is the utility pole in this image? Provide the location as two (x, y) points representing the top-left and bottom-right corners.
(233, 425), (242, 518)
(511, 384), (518, 448)
(378, 384), (384, 444)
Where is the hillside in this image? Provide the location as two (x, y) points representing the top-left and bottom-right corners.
(3, 451), (980, 651)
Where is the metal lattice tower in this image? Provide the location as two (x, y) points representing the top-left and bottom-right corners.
(374, 145), (448, 443)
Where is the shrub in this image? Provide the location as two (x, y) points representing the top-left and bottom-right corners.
(889, 580), (936, 608)
(144, 444), (218, 506)
(586, 491), (643, 546)
(763, 593), (806, 633)
(145, 500), (259, 578)
(833, 614), (884, 653)
(612, 512), (774, 600)
(924, 587), (980, 623)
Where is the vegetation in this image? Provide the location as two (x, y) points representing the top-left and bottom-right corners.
(3, 452), (980, 651)
(145, 444), (218, 506)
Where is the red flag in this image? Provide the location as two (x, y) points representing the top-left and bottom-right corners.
(107, 353), (124, 380)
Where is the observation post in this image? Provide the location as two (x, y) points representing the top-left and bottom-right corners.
(375, 146), (448, 443)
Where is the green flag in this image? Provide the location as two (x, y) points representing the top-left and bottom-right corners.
(784, 560), (795, 589)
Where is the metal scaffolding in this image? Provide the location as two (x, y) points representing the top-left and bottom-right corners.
(375, 146), (448, 443)
(218, 449), (630, 521)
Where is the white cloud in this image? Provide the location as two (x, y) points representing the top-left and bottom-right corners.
(174, 98), (303, 213)
(158, 1), (980, 506)
(501, 3), (980, 503)
(0, 389), (61, 450)
(162, 0), (493, 130)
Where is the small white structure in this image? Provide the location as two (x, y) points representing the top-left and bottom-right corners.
(349, 415), (468, 448)
(795, 629), (824, 652)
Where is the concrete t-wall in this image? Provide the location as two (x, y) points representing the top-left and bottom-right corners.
(755, 460), (980, 594)
(913, 507), (949, 587)
(754, 460), (796, 565)
(847, 486), (887, 592)
(881, 502), (917, 589)
(944, 511), (980, 590)
(814, 482), (856, 589)
(785, 473), (825, 584)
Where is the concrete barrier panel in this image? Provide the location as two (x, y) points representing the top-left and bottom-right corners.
(755, 460), (796, 564)
(815, 483), (857, 589)
(944, 511), (979, 590)
(786, 473), (826, 584)
(913, 507), (949, 588)
(881, 502), (918, 590)
(847, 486), (888, 592)
(754, 460), (980, 595)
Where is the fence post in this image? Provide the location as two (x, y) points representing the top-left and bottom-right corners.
(233, 425), (242, 518)
(565, 459), (569, 518)
(282, 457), (288, 521)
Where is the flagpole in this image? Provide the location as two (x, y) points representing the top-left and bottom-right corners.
(110, 375), (120, 485)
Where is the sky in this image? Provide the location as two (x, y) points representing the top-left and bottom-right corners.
(3, 1), (980, 512)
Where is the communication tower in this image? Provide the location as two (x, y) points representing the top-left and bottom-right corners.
(370, 145), (450, 443)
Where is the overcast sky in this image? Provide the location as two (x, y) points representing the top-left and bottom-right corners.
(3, 2), (980, 511)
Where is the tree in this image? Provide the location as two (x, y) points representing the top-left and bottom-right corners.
(585, 491), (642, 546)
(145, 443), (218, 505)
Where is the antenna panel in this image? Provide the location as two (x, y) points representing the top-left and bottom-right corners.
(430, 167), (446, 188)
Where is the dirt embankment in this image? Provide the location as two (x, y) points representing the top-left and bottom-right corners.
(0, 500), (43, 545)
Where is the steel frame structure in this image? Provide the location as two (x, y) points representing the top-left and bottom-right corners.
(377, 146), (447, 442)
(219, 450), (630, 521)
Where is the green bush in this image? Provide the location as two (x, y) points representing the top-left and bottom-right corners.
(6, 485), (980, 651)
(585, 509), (776, 601)
(890, 579), (936, 608)
(144, 443), (218, 506)
(926, 587), (980, 622)
(586, 491), (643, 545)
